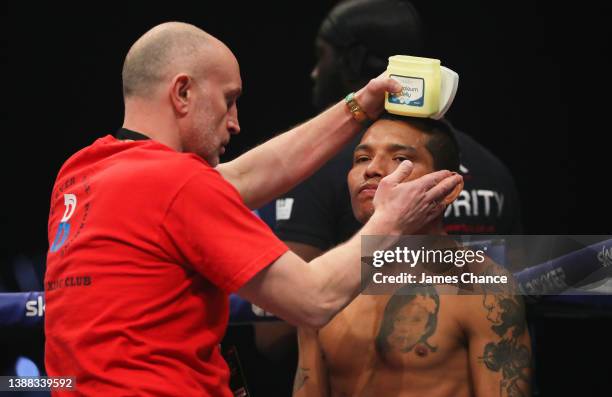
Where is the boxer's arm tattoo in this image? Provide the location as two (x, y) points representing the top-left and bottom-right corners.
(375, 284), (440, 356)
(479, 291), (531, 397)
(293, 367), (310, 393)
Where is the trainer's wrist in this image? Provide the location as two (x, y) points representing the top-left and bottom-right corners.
(360, 213), (403, 259)
(363, 211), (401, 236)
(344, 92), (370, 124)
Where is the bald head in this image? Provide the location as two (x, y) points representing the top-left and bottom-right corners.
(122, 22), (221, 99)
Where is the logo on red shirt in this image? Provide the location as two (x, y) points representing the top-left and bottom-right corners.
(50, 193), (77, 253)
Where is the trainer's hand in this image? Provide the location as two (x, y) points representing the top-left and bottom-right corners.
(354, 73), (402, 120)
(371, 160), (463, 234)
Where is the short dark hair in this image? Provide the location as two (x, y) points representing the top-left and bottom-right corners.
(378, 113), (461, 172)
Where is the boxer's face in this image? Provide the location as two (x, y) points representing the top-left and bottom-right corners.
(348, 119), (435, 223)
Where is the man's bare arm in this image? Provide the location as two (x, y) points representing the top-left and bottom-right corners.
(293, 327), (330, 397)
(217, 76), (400, 209)
(464, 284), (532, 397)
(253, 242), (323, 360)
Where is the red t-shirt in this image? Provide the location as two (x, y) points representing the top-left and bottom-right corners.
(45, 135), (288, 396)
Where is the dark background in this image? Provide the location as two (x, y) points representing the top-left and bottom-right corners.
(3, 1), (611, 260)
(2, 1), (611, 395)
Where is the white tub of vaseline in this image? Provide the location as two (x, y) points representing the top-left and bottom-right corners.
(385, 55), (459, 120)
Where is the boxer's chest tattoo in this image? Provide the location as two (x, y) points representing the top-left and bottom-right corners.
(374, 284), (440, 357)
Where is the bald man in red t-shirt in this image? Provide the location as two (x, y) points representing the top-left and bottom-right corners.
(45, 22), (462, 396)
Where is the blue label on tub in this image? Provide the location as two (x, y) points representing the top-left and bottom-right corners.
(388, 75), (424, 107)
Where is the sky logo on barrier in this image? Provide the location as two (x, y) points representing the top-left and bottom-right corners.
(50, 193), (77, 253)
(25, 295), (45, 317)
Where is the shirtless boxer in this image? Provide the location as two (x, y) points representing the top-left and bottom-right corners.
(294, 114), (531, 397)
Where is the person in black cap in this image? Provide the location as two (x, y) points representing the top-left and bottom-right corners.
(312, 0), (423, 111)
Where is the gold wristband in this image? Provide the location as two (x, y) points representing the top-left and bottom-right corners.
(344, 92), (369, 123)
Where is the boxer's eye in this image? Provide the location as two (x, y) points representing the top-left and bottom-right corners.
(394, 156), (409, 162)
(355, 156), (370, 163)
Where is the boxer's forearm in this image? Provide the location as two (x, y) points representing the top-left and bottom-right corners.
(217, 100), (361, 209)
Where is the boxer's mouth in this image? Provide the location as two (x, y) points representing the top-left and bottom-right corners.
(358, 182), (379, 197)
